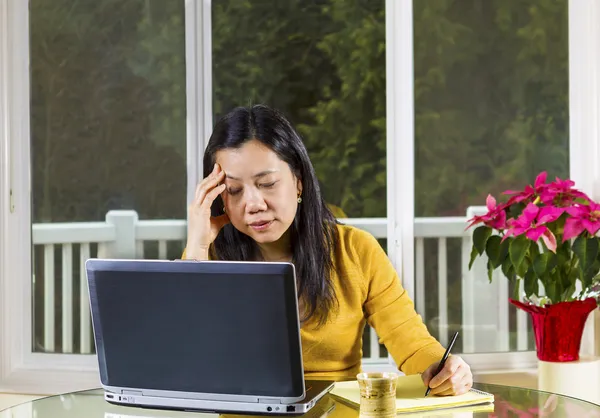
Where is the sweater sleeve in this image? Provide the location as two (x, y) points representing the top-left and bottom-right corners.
(355, 229), (446, 375)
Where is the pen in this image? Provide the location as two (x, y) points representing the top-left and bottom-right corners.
(424, 331), (459, 397)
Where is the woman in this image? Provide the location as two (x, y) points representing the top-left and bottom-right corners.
(183, 104), (473, 396)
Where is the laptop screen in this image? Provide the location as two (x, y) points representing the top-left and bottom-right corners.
(87, 260), (304, 398)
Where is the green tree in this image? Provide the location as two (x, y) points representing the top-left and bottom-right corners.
(413, 0), (568, 217)
(30, 0), (187, 223)
(212, 0), (386, 217)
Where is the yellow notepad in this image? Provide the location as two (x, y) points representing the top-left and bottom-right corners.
(330, 374), (494, 414)
(331, 398), (495, 417)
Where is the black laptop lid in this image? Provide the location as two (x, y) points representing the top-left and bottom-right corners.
(86, 259), (304, 398)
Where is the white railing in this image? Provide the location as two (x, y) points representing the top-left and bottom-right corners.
(32, 209), (531, 360)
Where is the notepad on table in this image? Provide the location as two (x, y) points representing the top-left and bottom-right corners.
(330, 374), (494, 414)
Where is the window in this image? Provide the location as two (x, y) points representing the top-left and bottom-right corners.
(212, 0), (386, 219)
(29, 0), (187, 356)
(412, 0), (569, 355)
(211, 0), (388, 360)
(2, 0), (598, 394)
(0, 0), (199, 393)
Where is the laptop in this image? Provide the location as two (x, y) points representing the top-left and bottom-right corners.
(85, 258), (335, 415)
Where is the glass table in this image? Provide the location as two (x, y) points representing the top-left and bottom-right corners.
(2, 382), (600, 418)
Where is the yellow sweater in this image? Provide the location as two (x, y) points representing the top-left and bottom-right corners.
(183, 223), (445, 379)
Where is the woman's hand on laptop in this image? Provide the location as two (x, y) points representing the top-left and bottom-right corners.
(421, 355), (473, 396)
(186, 163), (230, 260)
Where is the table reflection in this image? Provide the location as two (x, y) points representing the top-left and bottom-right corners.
(2, 382), (600, 418)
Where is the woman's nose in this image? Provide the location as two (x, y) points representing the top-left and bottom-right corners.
(244, 189), (267, 213)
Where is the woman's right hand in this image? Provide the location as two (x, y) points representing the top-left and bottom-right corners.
(185, 163), (230, 260)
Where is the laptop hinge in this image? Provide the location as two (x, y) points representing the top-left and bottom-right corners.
(258, 398), (281, 404)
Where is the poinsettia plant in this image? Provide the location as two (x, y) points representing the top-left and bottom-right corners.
(467, 172), (600, 306)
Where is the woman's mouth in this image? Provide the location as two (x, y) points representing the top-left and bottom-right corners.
(249, 220), (273, 231)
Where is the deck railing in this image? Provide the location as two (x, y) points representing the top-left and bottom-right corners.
(31, 210), (533, 360)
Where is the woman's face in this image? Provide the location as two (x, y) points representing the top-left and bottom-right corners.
(216, 139), (302, 244)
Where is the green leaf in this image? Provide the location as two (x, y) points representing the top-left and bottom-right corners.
(567, 267), (579, 294)
(561, 282), (576, 301)
(533, 252), (553, 277)
(529, 240), (540, 258)
(573, 236), (599, 274)
(485, 235), (508, 268)
(468, 245), (478, 270)
(487, 259), (494, 283)
(512, 279), (520, 300)
(524, 268), (539, 298)
(509, 235), (529, 269)
(473, 226), (493, 255)
(556, 240), (571, 267)
(546, 281), (558, 303)
(501, 254), (516, 280)
(516, 258), (530, 278)
(546, 252), (558, 272)
(582, 260), (600, 289)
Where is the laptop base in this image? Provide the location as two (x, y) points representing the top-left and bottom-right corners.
(105, 380), (335, 415)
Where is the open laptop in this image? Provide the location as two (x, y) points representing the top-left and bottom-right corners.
(85, 258), (335, 415)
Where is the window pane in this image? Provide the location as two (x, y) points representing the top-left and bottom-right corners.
(212, 0), (386, 218)
(413, 1), (568, 353)
(212, 0), (386, 361)
(30, 0), (187, 354)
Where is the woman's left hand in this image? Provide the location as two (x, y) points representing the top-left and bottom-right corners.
(421, 355), (473, 396)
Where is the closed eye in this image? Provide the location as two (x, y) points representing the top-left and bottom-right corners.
(227, 188), (242, 195)
(260, 181), (277, 188)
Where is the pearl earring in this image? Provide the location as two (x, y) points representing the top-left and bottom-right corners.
(297, 196), (302, 204)
(223, 206), (226, 213)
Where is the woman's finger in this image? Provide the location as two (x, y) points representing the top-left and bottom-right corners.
(194, 164), (220, 200)
(434, 367), (472, 396)
(429, 357), (461, 389)
(429, 365), (467, 395)
(201, 183), (227, 211)
(194, 170), (225, 206)
(435, 378), (472, 396)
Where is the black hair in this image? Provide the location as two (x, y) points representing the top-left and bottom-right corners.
(203, 104), (339, 326)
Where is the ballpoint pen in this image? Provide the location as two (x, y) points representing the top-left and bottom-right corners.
(424, 331), (459, 397)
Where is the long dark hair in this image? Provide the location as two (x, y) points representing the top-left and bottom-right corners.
(204, 104), (339, 326)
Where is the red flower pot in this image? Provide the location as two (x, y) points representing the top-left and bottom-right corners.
(509, 298), (598, 362)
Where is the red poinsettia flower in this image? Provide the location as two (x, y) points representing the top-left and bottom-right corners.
(503, 203), (559, 252)
(503, 171), (549, 206)
(563, 202), (600, 241)
(540, 176), (590, 207)
(466, 194), (507, 230)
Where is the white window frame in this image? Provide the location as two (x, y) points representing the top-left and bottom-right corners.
(186, 0), (214, 202)
(0, 0), (211, 394)
(1, 0), (599, 394)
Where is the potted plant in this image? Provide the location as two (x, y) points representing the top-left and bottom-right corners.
(467, 172), (600, 362)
